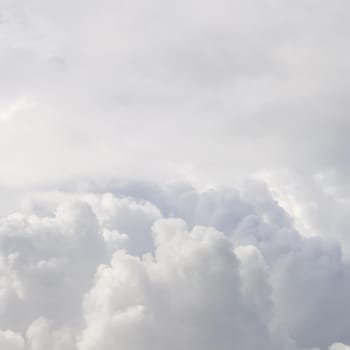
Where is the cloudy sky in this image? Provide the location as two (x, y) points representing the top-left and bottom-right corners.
(1, 0), (350, 349)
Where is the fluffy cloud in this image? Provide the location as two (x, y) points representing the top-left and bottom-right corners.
(0, 330), (25, 350)
(0, 184), (348, 349)
(1, 0), (350, 349)
(329, 344), (350, 350)
(0, 199), (106, 331)
(78, 219), (286, 350)
(26, 318), (75, 350)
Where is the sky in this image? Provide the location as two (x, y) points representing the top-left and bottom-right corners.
(1, 0), (350, 349)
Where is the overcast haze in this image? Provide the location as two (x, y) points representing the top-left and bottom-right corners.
(1, 0), (350, 349)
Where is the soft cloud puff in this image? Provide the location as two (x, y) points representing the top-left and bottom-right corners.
(0, 199), (106, 331)
(0, 330), (25, 350)
(78, 219), (287, 350)
(329, 344), (350, 350)
(0, 183), (348, 349)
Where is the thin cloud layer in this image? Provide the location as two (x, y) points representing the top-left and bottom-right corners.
(1, 0), (350, 189)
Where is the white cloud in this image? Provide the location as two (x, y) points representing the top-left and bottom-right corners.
(329, 344), (350, 350)
(0, 184), (348, 349)
(1, 0), (350, 348)
(0, 330), (25, 350)
(0, 199), (106, 331)
(26, 318), (75, 350)
(78, 219), (284, 350)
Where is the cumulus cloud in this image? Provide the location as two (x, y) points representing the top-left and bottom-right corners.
(0, 330), (25, 350)
(0, 184), (347, 349)
(329, 344), (350, 350)
(1, 0), (350, 349)
(0, 199), (106, 331)
(78, 219), (284, 350)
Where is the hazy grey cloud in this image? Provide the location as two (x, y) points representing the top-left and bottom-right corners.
(1, 0), (350, 191)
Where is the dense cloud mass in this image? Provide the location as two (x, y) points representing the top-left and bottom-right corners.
(0, 183), (348, 349)
(2, 0), (350, 349)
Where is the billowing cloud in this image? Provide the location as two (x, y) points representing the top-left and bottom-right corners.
(0, 199), (106, 331)
(1, 0), (350, 349)
(0, 184), (348, 349)
(78, 219), (287, 350)
(0, 330), (25, 350)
